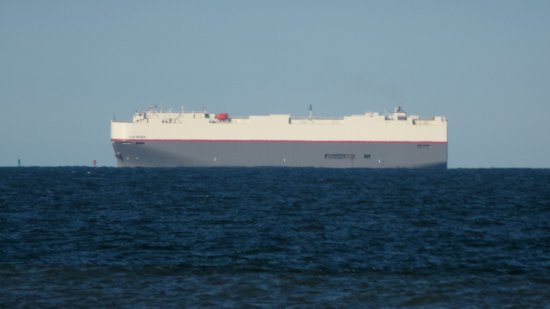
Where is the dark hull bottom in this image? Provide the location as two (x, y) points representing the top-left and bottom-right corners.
(112, 141), (447, 168)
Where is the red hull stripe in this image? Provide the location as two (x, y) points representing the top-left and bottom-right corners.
(111, 138), (447, 144)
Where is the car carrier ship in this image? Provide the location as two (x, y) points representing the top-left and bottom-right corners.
(111, 106), (447, 168)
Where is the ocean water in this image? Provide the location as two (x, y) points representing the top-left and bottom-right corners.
(1, 167), (549, 307)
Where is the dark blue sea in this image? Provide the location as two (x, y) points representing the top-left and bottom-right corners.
(1, 168), (549, 307)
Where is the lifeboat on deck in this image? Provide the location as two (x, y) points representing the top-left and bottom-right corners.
(215, 113), (229, 121)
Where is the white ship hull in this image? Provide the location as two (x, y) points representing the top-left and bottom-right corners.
(111, 108), (448, 168)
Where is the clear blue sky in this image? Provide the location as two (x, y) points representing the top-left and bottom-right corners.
(1, 1), (549, 168)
